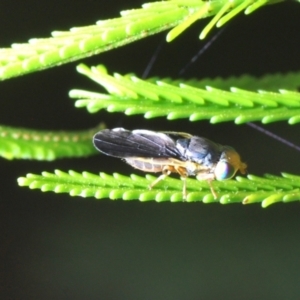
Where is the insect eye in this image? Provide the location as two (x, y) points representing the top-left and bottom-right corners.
(215, 161), (236, 180)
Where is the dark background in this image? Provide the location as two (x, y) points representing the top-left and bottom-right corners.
(1, 1), (300, 299)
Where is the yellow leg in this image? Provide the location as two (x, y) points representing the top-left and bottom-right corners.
(149, 166), (189, 201)
(207, 180), (218, 199)
(182, 176), (187, 200)
(176, 167), (188, 201)
(148, 167), (171, 190)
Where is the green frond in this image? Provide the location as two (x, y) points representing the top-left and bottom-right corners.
(179, 72), (300, 92)
(0, 124), (103, 160)
(70, 64), (300, 124)
(17, 170), (300, 207)
(0, 0), (281, 80)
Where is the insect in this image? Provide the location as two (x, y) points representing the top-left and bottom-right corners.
(93, 128), (247, 199)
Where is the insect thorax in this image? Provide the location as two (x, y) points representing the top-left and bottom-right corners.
(184, 160), (212, 176)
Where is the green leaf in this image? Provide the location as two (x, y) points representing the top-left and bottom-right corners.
(70, 64), (300, 124)
(0, 0), (281, 80)
(0, 124), (104, 160)
(17, 171), (300, 207)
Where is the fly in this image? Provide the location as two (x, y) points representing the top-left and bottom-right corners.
(93, 128), (247, 199)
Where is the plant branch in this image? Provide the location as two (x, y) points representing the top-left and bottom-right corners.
(17, 170), (300, 207)
(0, 0), (282, 80)
(70, 64), (300, 124)
(0, 124), (104, 160)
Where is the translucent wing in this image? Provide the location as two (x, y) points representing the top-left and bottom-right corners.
(93, 128), (183, 159)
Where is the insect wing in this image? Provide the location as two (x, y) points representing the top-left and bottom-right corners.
(93, 128), (183, 159)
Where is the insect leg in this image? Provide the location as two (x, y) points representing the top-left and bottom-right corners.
(148, 166), (172, 190)
(175, 167), (188, 200)
(182, 176), (187, 200)
(207, 180), (218, 199)
(196, 173), (218, 199)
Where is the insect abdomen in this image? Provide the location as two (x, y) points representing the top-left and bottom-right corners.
(125, 158), (164, 173)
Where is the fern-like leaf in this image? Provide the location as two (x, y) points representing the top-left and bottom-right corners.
(0, 124), (104, 160)
(70, 64), (300, 124)
(0, 0), (281, 80)
(17, 170), (300, 207)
